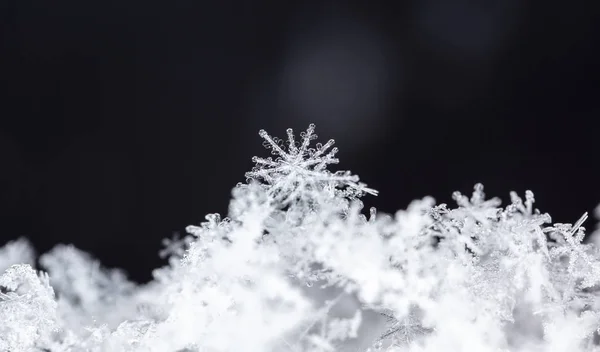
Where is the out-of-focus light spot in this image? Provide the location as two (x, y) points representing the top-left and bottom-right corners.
(277, 15), (399, 150)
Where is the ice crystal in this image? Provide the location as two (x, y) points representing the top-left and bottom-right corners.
(0, 238), (35, 274)
(0, 265), (57, 352)
(245, 123), (377, 206)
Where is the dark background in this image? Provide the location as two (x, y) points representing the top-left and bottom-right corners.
(0, 1), (598, 282)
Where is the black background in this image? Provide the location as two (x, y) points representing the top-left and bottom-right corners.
(1, 1), (599, 282)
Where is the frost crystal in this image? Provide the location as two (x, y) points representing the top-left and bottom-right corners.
(0, 238), (35, 274)
(246, 123), (377, 206)
(1, 124), (600, 352)
(0, 264), (57, 352)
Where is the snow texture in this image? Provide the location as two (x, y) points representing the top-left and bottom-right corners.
(1, 124), (600, 352)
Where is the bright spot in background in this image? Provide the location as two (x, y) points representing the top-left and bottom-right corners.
(276, 14), (398, 151)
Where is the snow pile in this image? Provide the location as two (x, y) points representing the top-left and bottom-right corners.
(1, 124), (600, 352)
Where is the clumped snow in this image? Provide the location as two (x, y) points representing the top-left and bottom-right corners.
(1, 124), (600, 352)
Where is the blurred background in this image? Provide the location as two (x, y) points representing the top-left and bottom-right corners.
(0, 0), (598, 282)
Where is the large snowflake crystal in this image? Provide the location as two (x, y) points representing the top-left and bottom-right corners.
(245, 124), (377, 204)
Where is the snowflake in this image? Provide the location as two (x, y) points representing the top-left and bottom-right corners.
(376, 307), (432, 347)
(245, 124), (377, 205)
